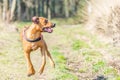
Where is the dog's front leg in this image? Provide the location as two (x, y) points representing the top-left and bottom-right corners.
(39, 47), (46, 74)
(24, 50), (35, 76)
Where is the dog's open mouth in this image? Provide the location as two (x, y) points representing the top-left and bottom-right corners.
(42, 27), (53, 33)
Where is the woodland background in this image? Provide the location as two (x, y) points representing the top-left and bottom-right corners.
(0, 0), (120, 80)
(0, 0), (81, 22)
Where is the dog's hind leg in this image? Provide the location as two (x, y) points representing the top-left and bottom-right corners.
(46, 49), (55, 68)
(45, 43), (55, 68)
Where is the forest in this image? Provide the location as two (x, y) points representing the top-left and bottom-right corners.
(0, 0), (80, 22)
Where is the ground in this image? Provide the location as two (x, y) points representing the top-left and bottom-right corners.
(0, 22), (120, 80)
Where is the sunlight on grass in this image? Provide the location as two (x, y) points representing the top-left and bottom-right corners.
(72, 40), (90, 50)
(82, 50), (102, 57)
(104, 67), (117, 75)
(115, 76), (120, 80)
(55, 72), (78, 80)
(16, 21), (31, 29)
(0, 21), (119, 79)
(51, 48), (78, 80)
(79, 67), (88, 73)
(90, 36), (108, 48)
(93, 60), (106, 72)
(85, 56), (93, 62)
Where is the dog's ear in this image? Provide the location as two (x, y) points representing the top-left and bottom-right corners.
(32, 16), (39, 24)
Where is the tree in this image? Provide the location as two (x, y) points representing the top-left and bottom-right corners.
(2, 0), (9, 21)
(64, 0), (69, 18)
(10, 0), (17, 21)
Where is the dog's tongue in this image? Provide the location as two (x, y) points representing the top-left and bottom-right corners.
(47, 28), (53, 33)
(44, 28), (53, 33)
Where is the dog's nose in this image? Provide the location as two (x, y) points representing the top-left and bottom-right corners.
(52, 23), (56, 28)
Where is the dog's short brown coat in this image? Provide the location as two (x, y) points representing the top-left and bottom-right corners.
(21, 16), (55, 76)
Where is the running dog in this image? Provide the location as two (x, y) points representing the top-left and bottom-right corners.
(21, 16), (55, 76)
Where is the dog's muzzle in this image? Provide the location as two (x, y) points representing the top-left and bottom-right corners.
(42, 23), (56, 33)
(52, 23), (56, 28)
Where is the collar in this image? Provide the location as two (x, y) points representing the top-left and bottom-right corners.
(23, 27), (42, 42)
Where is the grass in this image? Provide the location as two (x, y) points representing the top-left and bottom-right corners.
(48, 48), (78, 80)
(0, 21), (120, 79)
(93, 60), (106, 72)
(79, 67), (88, 73)
(104, 67), (117, 75)
(72, 40), (90, 50)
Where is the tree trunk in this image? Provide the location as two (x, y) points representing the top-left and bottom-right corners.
(64, 0), (69, 18)
(3, 0), (9, 21)
(75, 0), (79, 12)
(30, 1), (35, 18)
(52, 0), (56, 17)
(0, 1), (2, 21)
(35, 0), (39, 16)
(26, 7), (30, 20)
(44, 1), (47, 17)
(70, 0), (75, 15)
(10, 0), (16, 21)
(47, 0), (51, 20)
(17, 0), (21, 21)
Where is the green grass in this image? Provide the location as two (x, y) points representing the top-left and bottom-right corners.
(51, 48), (78, 80)
(0, 21), (120, 79)
(72, 40), (90, 50)
(16, 21), (31, 28)
(115, 76), (120, 80)
(104, 67), (117, 75)
(52, 49), (66, 64)
(93, 60), (106, 72)
(82, 50), (101, 56)
(79, 67), (88, 73)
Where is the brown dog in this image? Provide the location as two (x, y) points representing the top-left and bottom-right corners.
(21, 16), (55, 76)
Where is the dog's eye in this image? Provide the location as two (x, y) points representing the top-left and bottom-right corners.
(44, 20), (48, 24)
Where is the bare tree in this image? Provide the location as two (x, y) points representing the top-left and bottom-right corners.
(0, 1), (2, 21)
(64, 0), (69, 18)
(10, 0), (16, 21)
(17, 0), (21, 21)
(3, 0), (9, 21)
(47, 0), (51, 20)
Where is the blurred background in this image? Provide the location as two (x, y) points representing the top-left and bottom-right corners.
(0, 0), (81, 22)
(0, 0), (120, 80)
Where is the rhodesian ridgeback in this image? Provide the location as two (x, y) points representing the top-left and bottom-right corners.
(21, 16), (55, 76)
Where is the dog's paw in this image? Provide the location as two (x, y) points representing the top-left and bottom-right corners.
(27, 69), (35, 77)
(27, 73), (34, 77)
(52, 63), (55, 68)
(38, 69), (44, 75)
(27, 72), (35, 77)
(50, 61), (55, 68)
(38, 70), (43, 75)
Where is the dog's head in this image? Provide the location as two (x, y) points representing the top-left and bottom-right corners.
(32, 16), (56, 33)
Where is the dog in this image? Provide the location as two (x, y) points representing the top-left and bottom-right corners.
(21, 16), (56, 76)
